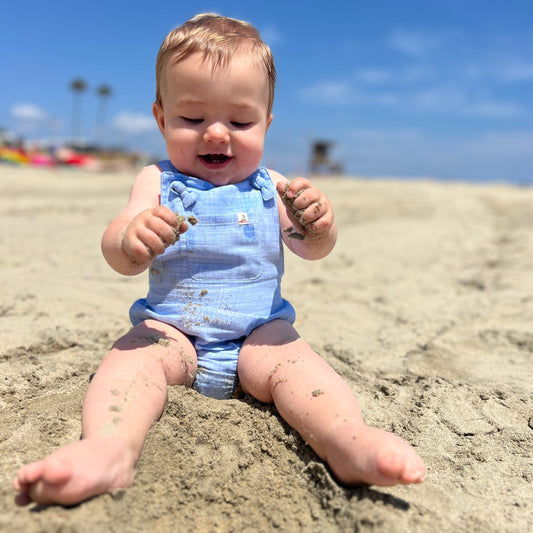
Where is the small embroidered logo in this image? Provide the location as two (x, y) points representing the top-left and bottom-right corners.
(237, 212), (249, 225)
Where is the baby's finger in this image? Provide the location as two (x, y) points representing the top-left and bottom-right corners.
(144, 231), (168, 256)
(276, 179), (291, 198)
(145, 214), (178, 246)
(287, 177), (312, 198)
(152, 205), (179, 228)
(306, 209), (333, 237)
(289, 186), (321, 211)
(299, 200), (328, 226)
(122, 234), (155, 264)
(278, 177), (311, 201)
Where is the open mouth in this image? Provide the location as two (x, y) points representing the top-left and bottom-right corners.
(200, 153), (231, 165)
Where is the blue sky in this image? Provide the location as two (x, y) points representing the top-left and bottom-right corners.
(1, 0), (532, 182)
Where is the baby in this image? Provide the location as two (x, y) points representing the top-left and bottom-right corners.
(14, 13), (425, 506)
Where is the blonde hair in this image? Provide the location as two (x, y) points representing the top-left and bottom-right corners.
(155, 13), (276, 115)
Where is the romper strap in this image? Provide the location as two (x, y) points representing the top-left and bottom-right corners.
(158, 159), (175, 173)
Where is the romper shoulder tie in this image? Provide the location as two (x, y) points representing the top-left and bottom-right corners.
(169, 180), (197, 208)
(250, 168), (276, 201)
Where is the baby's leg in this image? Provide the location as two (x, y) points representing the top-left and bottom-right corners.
(238, 320), (425, 487)
(13, 320), (196, 506)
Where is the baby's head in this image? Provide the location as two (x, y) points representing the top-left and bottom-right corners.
(155, 13), (276, 115)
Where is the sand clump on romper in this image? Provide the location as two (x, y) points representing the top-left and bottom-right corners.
(174, 213), (199, 242)
(1, 166), (532, 532)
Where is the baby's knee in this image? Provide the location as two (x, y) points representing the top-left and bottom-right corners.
(237, 350), (273, 403)
(109, 320), (197, 386)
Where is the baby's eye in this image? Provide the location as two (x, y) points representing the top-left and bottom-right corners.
(181, 117), (203, 124)
(231, 121), (253, 129)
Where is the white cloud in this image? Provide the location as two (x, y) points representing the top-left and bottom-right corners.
(301, 76), (523, 118)
(301, 79), (400, 107)
(463, 58), (533, 84)
(301, 81), (358, 104)
(10, 103), (59, 135)
(330, 126), (533, 181)
(413, 86), (523, 117)
(463, 131), (533, 157)
(112, 111), (157, 134)
(11, 103), (49, 123)
(496, 60), (533, 83)
(387, 28), (442, 58)
(466, 100), (524, 118)
(354, 68), (392, 85)
(300, 26), (530, 124)
(348, 128), (421, 143)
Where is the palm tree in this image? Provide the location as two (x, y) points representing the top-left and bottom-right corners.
(95, 84), (112, 147)
(70, 78), (87, 143)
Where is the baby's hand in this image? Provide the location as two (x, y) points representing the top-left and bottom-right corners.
(277, 178), (334, 240)
(121, 206), (187, 265)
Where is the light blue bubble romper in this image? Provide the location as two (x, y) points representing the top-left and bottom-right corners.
(130, 160), (295, 399)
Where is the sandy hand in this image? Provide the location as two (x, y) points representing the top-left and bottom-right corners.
(121, 206), (189, 265)
(278, 178), (333, 240)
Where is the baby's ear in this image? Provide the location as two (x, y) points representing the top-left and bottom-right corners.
(152, 103), (166, 137)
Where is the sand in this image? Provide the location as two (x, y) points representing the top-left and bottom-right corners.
(1, 165), (532, 532)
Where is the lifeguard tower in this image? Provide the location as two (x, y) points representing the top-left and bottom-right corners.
(309, 141), (343, 175)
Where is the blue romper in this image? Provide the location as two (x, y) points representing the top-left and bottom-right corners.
(130, 160), (296, 399)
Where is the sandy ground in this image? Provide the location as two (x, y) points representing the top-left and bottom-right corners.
(0, 165), (532, 532)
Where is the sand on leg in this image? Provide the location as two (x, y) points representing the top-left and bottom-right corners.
(238, 319), (425, 487)
(13, 319), (197, 506)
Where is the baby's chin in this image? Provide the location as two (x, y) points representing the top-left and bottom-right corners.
(196, 162), (260, 186)
(166, 157), (260, 186)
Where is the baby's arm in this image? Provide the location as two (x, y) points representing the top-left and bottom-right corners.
(270, 170), (337, 260)
(101, 165), (187, 275)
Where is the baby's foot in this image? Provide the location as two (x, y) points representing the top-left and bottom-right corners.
(325, 424), (426, 487)
(13, 436), (136, 506)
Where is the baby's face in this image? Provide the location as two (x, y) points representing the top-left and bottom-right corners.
(154, 51), (273, 186)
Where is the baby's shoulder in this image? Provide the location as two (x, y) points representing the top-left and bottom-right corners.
(134, 164), (161, 186)
(128, 164), (162, 206)
(265, 168), (288, 187)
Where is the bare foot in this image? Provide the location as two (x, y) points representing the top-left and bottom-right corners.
(324, 423), (426, 487)
(13, 436), (136, 506)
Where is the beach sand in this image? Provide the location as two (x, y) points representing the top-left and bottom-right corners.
(1, 166), (532, 532)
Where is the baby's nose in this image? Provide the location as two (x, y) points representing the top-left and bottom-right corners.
(203, 122), (230, 144)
